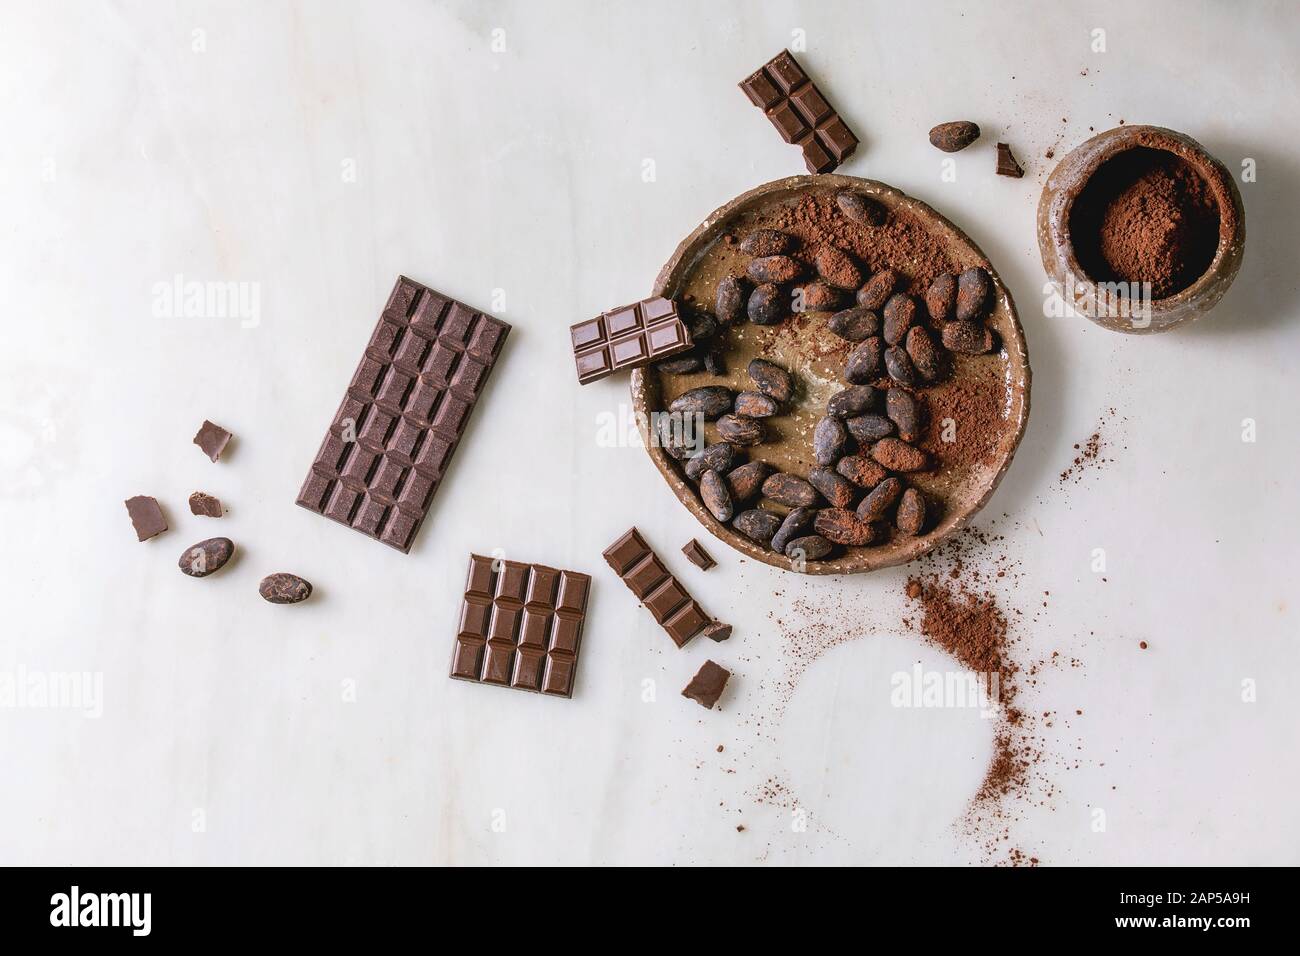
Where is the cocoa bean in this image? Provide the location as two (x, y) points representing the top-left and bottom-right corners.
(771, 506), (817, 554)
(734, 390), (779, 418)
(657, 351), (704, 374)
(762, 472), (820, 508)
(896, 487), (927, 535)
(856, 268), (898, 311)
(733, 508), (782, 547)
(704, 339), (727, 375)
(685, 442), (740, 481)
(942, 319), (996, 355)
(259, 572), (312, 605)
(813, 509), (879, 546)
(700, 469), (734, 522)
(885, 388), (924, 442)
(670, 386), (733, 420)
(905, 326), (944, 382)
(925, 272), (957, 321)
(747, 255), (802, 284)
(178, 537), (234, 578)
(844, 337), (884, 384)
(845, 414), (895, 444)
(739, 229), (796, 257)
(955, 266), (991, 321)
(785, 534), (834, 561)
(809, 467), (857, 509)
(828, 306), (880, 341)
(747, 358), (793, 402)
(836, 454), (889, 488)
(835, 190), (886, 226)
(815, 245), (862, 289)
(872, 437), (929, 472)
(653, 413), (693, 460)
(794, 280), (846, 313)
(747, 282), (786, 326)
(856, 476), (903, 521)
(885, 345), (920, 386)
(688, 310), (718, 341)
(813, 416), (849, 466)
(725, 460), (772, 502)
(716, 414), (765, 446)
(929, 121), (980, 153)
(882, 294), (918, 345)
(826, 385), (878, 419)
(715, 275), (747, 325)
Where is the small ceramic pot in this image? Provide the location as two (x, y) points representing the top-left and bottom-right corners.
(1037, 125), (1245, 334)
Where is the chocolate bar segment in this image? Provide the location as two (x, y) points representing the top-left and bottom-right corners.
(449, 554), (592, 698)
(681, 538), (716, 571)
(296, 276), (510, 552)
(740, 50), (859, 174)
(571, 297), (693, 384)
(603, 528), (709, 647)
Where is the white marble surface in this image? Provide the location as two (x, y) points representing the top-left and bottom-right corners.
(2, 0), (1298, 865)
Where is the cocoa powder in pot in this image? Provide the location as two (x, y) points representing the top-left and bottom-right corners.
(1069, 146), (1220, 299)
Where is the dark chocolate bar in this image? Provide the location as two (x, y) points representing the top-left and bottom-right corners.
(740, 50), (859, 174)
(571, 297), (693, 384)
(682, 660), (731, 709)
(603, 528), (709, 647)
(450, 554), (592, 698)
(296, 276), (510, 552)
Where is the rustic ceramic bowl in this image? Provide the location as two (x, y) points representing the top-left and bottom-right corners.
(631, 174), (1031, 575)
(1037, 125), (1245, 334)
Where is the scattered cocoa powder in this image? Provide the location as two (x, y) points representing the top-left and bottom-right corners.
(1058, 409), (1123, 484)
(1069, 146), (1220, 299)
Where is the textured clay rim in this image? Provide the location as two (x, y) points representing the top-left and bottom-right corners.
(631, 174), (1032, 575)
(1039, 125), (1246, 332)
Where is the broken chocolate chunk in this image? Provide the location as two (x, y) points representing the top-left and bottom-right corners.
(193, 420), (232, 462)
(682, 660), (731, 709)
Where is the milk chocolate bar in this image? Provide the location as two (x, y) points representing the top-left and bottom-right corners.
(603, 528), (709, 647)
(740, 50), (859, 174)
(296, 276), (510, 552)
(450, 554), (592, 698)
(571, 297), (692, 384)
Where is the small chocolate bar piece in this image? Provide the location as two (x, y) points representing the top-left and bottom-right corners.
(571, 297), (693, 385)
(603, 528), (709, 647)
(682, 660), (731, 709)
(702, 622), (732, 642)
(193, 420), (232, 462)
(189, 491), (224, 517)
(740, 50), (859, 174)
(681, 538), (716, 571)
(296, 276), (511, 553)
(996, 142), (1024, 178)
(125, 495), (167, 541)
(450, 554), (592, 698)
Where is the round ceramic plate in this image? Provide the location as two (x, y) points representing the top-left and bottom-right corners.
(631, 174), (1031, 574)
